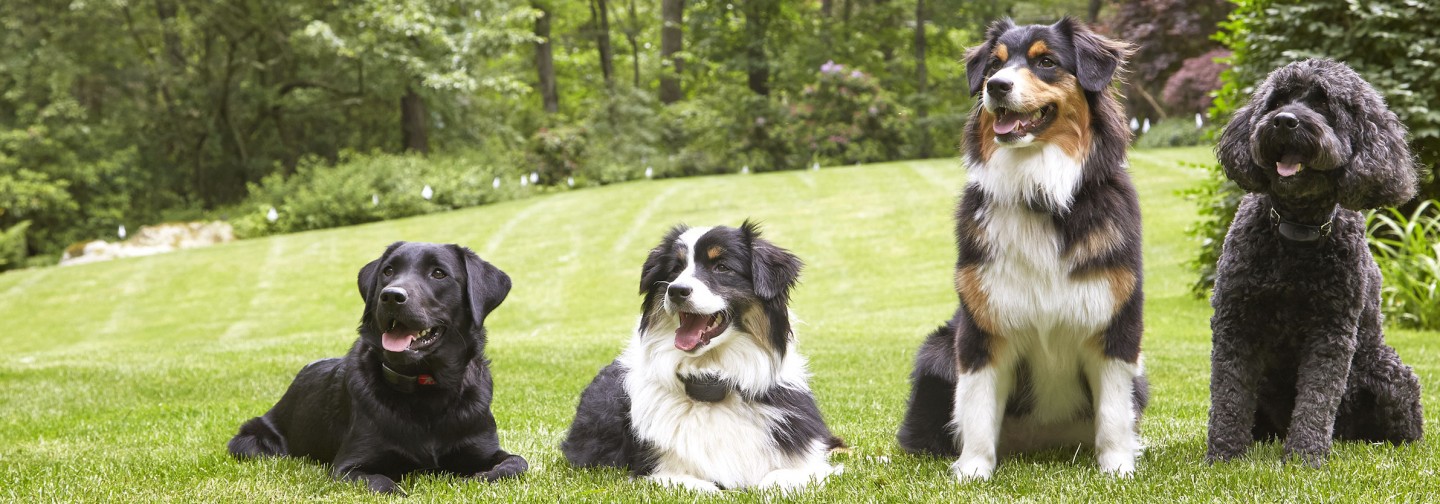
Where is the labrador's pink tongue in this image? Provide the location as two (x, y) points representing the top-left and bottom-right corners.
(382, 331), (417, 352)
(675, 313), (708, 351)
(993, 110), (1023, 135)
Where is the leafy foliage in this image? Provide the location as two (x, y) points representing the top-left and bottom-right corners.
(783, 63), (906, 167)
(1134, 118), (1211, 149)
(1190, 0), (1440, 295)
(1103, 0), (1234, 117)
(1367, 201), (1440, 330)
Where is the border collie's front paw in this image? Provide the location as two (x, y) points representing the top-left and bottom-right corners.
(647, 474), (722, 493)
(951, 457), (994, 481)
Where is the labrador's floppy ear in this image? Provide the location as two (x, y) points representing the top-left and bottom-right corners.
(639, 224), (689, 295)
(453, 245), (512, 327)
(964, 18), (1015, 96)
(1055, 17), (1132, 93)
(358, 242), (405, 324)
(741, 220), (802, 302)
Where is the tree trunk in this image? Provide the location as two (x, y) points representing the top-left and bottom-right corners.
(1087, 0), (1103, 23)
(741, 1), (769, 96)
(625, 0), (642, 87)
(821, 0), (832, 17)
(535, 3), (560, 113)
(659, 0), (684, 104)
(401, 86), (429, 154)
(914, 0), (931, 158)
(591, 0), (615, 87)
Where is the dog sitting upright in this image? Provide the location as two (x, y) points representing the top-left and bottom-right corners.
(1207, 59), (1424, 466)
(562, 222), (844, 493)
(895, 18), (1146, 481)
(228, 242), (528, 493)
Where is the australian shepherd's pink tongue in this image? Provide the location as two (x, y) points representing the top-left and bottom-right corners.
(675, 313), (710, 351)
(993, 110), (1024, 135)
(382, 330), (418, 352)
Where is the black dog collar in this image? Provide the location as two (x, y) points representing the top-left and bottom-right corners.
(679, 374), (731, 403)
(382, 362), (436, 393)
(1269, 207), (1336, 244)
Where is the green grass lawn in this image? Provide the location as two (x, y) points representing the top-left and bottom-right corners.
(3, 146), (1436, 502)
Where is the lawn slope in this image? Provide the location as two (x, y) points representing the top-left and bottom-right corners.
(2, 147), (1436, 502)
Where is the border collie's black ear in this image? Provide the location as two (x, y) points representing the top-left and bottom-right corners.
(639, 225), (688, 295)
(453, 245), (511, 327)
(1215, 87), (1270, 193)
(1336, 64), (1419, 209)
(965, 18), (1014, 96)
(1056, 17), (1131, 93)
(741, 220), (802, 302)
(358, 241), (405, 323)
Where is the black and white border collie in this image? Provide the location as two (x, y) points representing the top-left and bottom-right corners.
(562, 222), (844, 493)
(896, 18), (1148, 481)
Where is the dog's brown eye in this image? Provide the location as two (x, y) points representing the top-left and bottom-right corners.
(988, 57), (1002, 71)
(1036, 56), (1057, 69)
(714, 263), (730, 273)
(382, 266), (394, 277)
(431, 269), (447, 280)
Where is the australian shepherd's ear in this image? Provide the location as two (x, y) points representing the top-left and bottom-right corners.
(965, 18), (1017, 96)
(740, 220), (802, 302)
(1052, 17), (1132, 93)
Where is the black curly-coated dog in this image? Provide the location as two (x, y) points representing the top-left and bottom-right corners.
(1208, 59), (1424, 467)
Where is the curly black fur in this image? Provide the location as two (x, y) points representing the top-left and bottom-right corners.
(1208, 59), (1424, 467)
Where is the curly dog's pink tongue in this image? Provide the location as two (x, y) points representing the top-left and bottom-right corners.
(1277, 154), (1305, 177)
(675, 313), (709, 351)
(382, 330), (418, 352)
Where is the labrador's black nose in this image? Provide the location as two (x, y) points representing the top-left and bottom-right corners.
(987, 78), (1013, 100)
(1274, 112), (1299, 129)
(380, 286), (408, 304)
(667, 285), (692, 300)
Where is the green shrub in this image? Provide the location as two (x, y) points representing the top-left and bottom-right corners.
(529, 125), (588, 186)
(0, 220), (30, 271)
(576, 87), (666, 184)
(1134, 118), (1213, 149)
(233, 150), (534, 238)
(1367, 200), (1440, 330)
(781, 62), (906, 168)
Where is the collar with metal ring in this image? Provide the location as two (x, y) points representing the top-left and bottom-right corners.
(679, 373), (731, 403)
(382, 362), (436, 393)
(1269, 207), (1336, 244)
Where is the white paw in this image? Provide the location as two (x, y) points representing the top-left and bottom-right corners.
(759, 465), (834, 493)
(1097, 450), (1136, 477)
(647, 474), (722, 493)
(951, 456), (994, 481)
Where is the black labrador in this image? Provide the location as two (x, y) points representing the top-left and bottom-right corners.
(228, 241), (528, 494)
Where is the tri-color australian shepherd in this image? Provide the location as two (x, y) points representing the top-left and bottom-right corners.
(562, 222), (844, 493)
(896, 18), (1148, 480)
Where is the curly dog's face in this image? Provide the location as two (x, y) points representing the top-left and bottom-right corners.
(1216, 59), (1417, 210)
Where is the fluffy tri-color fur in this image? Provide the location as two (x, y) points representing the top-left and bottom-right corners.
(896, 17), (1147, 481)
(1207, 59), (1424, 467)
(562, 222), (844, 493)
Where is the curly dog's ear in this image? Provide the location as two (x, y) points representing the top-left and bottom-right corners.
(1215, 97), (1269, 193)
(965, 18), (1014, 97)
(1336, 92), (1419, 210)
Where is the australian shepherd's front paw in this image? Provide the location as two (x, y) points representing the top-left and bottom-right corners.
(950, 456), (995, 481)
(1097, 449), (1136, 477)
(758, 464), (842, 493)
(647, 474), (722, 493)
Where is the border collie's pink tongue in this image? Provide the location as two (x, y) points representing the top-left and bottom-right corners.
(1277, 154), (1305, 177)
(675, 313), (710, 351)
(993, 110), (1023, 135)
(382, 330), (418, 352)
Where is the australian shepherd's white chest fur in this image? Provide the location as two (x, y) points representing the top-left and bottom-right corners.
(897, 17), (1148, 482)
(563, 223), (842, 493)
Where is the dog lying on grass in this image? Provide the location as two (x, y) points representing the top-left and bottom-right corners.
(228, 242), (527, 493)
(1207, 59), (1424, 466)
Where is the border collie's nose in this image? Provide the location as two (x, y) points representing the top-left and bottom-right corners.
(1274, 112), (1299, 129)
(987, 78), (1013, 100)
(380, 286), (408, 304)
(667, 285), (692, 300)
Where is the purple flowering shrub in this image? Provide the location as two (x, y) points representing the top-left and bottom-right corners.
(781, 61), (905, 166)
